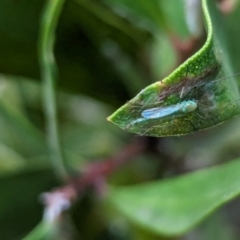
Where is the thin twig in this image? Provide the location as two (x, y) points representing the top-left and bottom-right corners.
(73, 137), (146, 195)
(38, 0), (68, 180)
(41, 138), (146, 222)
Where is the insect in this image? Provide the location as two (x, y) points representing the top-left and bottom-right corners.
(141, 100), (198, 119)
(128, 100), (198, 127)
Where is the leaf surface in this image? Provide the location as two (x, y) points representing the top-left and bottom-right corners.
(108, 0), (240, 136)
(108, 159), (240, 236)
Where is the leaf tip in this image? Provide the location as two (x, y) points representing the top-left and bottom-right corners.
(106, 115), (112, 122)
(107, 112), (119, 126)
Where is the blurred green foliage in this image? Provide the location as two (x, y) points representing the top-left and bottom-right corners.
(1, 0), (240, 240)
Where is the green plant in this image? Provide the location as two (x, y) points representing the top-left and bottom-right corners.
(1, 0), (240, 239)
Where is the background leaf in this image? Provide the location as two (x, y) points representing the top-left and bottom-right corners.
(0, 168), (59, 240)
(0, 0), (152, 105)
(108, 159), (240, 236)
(2, 0), (240, 239)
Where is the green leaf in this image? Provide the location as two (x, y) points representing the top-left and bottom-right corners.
(23, 221), (56, 240)
(108, 0), (240, 137)
(103, 0), (189, 37)
(0, 169), (59, 240)
(0, 0), (150, 105)
(102, 0), (165, 30)
(108, 159), (240, 236)
(0, 99), (46, 155)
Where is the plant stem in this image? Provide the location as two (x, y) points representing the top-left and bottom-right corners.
(41, 138), (146, 214)
(39, 0), (68, 180)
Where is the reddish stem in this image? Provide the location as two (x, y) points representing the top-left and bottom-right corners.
(72, 138), (146, 195)
(42, 138), (146, 215)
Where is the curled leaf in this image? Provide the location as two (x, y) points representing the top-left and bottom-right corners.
(108, 0), (240, 137)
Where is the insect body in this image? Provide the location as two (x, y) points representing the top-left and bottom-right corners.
(128, 100), (198, 127)
(141, 100), (198, 119)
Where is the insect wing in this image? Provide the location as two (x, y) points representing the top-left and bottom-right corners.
(141, 105), (180, 119)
